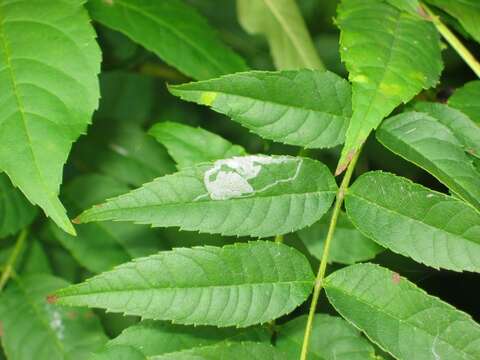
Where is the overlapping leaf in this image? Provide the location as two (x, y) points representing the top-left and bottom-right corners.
(74, 155), (337, 238)
(426, 0), (480, 43)
(100, 320), (268, 358)
(54, 241), (315, 327)
(170, 70), (352, 149)
(237, 0), (323, 70)
(324, 264), (480, 360)
(276, 314), (376, 359)
(50, 175), (166, 273)
(0, 173), (36, 238)
(0, 0), (101, 234)
(298, 210), (383, 265)
(377, 112), (480, 210)
(345, 172), (480, 272)
(448, 80), (480, 124)
(149, 122), (246, 169)
(413, 102), (480, 158)
(335, 0), (442, 174)
(87, 0), (248, 80)
(0, 274), (107, 360)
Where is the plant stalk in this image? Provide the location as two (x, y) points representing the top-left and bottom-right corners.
(421, 3), (480, 78)
(299, 151), (360, 360)
(0, 228), (29, 291)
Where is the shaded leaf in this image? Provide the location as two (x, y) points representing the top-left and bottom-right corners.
(425, 0), (480, 43)
(87, 0), (248, 80)
(335, 0), (442, 174)
(298, 210), (382, 265)
(0, 0), (101, 234)
(324, 263), (480, 360)
(448, 80), (480, 124)
(413, 102), (480, 159)
(170, 70), (352, 149)
(237, 0), (323, 70)
(0, 274), (107, 360)
(54, 241), (315, 327)
(51, 174), (166, 274)
(376, 112), (480, 211)
(0, 173), (37, 238)
(345, 171), (480, 272)
(75, 155), (337, 238)
(149, 122), (246, 169)
(104, 320), (268, 357)
(276, 314), (376, 359)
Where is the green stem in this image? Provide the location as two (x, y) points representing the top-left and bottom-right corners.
(0, 228), (29, 291)
(421, 3), (480, 78)
(274, 234), (284, 244)
(300, 151), (360, 360)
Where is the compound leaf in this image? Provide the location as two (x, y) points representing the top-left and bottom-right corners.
(237, 0), (323, 70)
(335, 0), (442, 174)
(377, 112), (480, 211)
(169, 70), (352, 149)
(345, 171), (480, 272)
(54, 241), (315, 327)
(0, 0), (101, 234)
(87, 0), (248, 80)
(448, 80), (480, 124)
(413, 102), (480, 159)
(276, 314), (376, 359)
(149, 122), (246, 169)
(0, 274), (107, 360)
(324, 263), (480, 360)
(0, 173), (37, 238)
(75, 155), (337, 238)
(425, 0), (480, 43)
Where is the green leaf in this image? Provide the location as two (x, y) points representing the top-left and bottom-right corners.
(74, 121), (176, 187)
(0, 0), (101, 235)
(298, 210), (383, 265)
(150, 342), (285, 360)
(324, 263), (480, 360)
(0, 274), (107, 360)
(0, 238), (51, 275)
(425, 0), (480, 43)
(50, 175), (167, 274)
(87, 0), (248, 80)
(54, 241), (315, 327)
(448, 80), (480, 124)
(335, 0), (442, 174)
(104, 320), (268, 357)
(0, 173), (37, 238)
(237, 0), (323, 70)
(345, 171), (480, 272)
(149, 122), (246, 169)
(413, 102), (480, 159)
(169, 70), (352, 149)
(376, 112), (480, 211)
(90, 346), (146, 360)
(75, 155), (337, 238)
(384, 0), (421, 15)
(276, 314), (376, 359)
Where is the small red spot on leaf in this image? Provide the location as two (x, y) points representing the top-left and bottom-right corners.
(72, 217), (81, 224)
(46, 294), (58, 304)
(66, 311), (78, 320)
(392, 272), (401, 285)
(84, 311), (95, 319)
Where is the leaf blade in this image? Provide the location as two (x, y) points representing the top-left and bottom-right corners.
(335, 0), (442, 173)
(448, 80), (480, 124)
(54, 241), (315, 327)
(324, 264), (480, 360)
(169, 70), (352, 149)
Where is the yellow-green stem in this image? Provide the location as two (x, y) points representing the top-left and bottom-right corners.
(274, 234), (284, 244)
(300, 151), (360, 360)
(0, 228), (28, 291)
(421, 3), (480, 78)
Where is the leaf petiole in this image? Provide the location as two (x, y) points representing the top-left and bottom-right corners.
(0, 228), (29, 291)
